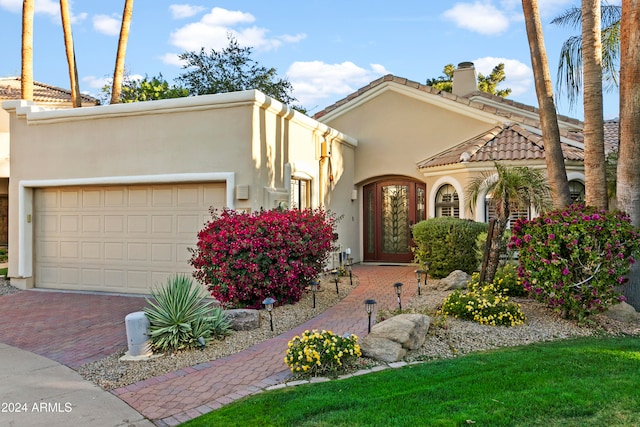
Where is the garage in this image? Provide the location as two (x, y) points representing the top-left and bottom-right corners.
(34, 183), (226, 294)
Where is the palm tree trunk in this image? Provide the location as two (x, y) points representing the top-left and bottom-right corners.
(583, 0), (608, 209)
(484, 218), (508, 284)
(617, 0), (640, 309)
(522, 0), (572, 209)
(110, 0), (134, 104)
(60, 0), (81, 108)
(21, 0), (34, 101)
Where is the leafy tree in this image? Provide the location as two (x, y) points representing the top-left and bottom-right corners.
(467, 162), (551, 284)
(178, 35), (304, 111)
(101, 73), (189, 103)
(426, 63), (512, 97)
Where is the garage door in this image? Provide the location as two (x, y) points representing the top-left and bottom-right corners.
(34, 183), (226, 294)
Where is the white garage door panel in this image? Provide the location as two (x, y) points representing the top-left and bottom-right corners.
(34, 183), (225, 294)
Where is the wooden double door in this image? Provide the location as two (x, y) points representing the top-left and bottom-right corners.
(363, 179), (426, 263)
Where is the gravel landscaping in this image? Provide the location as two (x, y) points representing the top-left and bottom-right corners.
(2, 274), (639, 392)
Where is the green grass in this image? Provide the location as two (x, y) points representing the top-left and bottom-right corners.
(182, 336), (640, 427)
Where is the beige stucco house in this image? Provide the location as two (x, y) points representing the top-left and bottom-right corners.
(3, 63), (604, 295)
(0, 77), (98, 246)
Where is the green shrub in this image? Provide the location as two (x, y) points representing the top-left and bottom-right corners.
(510, 205), (640, 320)
(285, 329), (361, 377)
(440, 279), (526, 326)
(475, 230), (515, 266)
(144, 274), (231, 352)
(412, 217), (488, 278)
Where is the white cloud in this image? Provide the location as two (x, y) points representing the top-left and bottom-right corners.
(167, 7), (305, 54)
(93, 14), (121, 36)
(473, 56), (532, 96)
(286, 61), (390, 108)
(0, 0), (59, 16)
(442, 2), (510, 35)
(169, 4), (206, 19)
(160, 52), (186, 67)
(82, 75), (110, 89)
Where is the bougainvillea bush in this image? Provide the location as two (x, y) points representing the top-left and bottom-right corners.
(510, 205), (640, 320)
(190, 208), (336, 308)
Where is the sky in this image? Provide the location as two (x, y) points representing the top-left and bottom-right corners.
(0, 0), (621, 120)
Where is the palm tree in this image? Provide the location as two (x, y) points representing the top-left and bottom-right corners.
(110, 0), (134, 104)
(60, 0), (81, 108)
(582, 0), (608, 210)
(551, 4), (621, 107)
(21, 0), (34, 101)
(521, 0), (572, 208)
(467, 162), (552, 284)
(617, 0), (640, 309)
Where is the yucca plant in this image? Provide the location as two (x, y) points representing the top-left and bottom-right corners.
(144, 274), (231, 352)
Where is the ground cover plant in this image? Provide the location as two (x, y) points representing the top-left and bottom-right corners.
(510, 204), (640, 320)
(190, 208), (336, 308)
(440, 274), (526, 326)
(182, 336), (640, 426)
(284, 329), (361, 377)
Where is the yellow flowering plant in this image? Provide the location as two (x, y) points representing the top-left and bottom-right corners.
(284, 329), (362, 376)
(439, 276), (526, 327)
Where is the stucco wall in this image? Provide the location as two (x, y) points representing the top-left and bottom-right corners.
(4, 90), (357, 288)
(319, 86), (499, 185)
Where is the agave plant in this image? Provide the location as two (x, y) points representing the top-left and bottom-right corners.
(144, 274), (231, 352)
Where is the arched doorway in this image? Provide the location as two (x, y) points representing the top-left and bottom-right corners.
(363, 179), (426, 263)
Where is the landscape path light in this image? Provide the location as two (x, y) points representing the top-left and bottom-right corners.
(415, 269), (423, 296)
(331, 269), (340, 294)
(262, 297), (276, 331)
(364, 299), (376, 333)
(347, 257), (354, 286)
(310, 280), (319, 309)
(393, 282), (404, 310)
(423, 262), (431, 289)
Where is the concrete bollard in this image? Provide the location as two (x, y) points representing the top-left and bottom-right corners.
(125, 311), (152, 357)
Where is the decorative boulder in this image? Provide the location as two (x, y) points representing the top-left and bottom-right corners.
(360, 313), (430, 363)
(225, 309), (260, 331)
(440, 270), (471, 290)
(604, 302), (639, 323)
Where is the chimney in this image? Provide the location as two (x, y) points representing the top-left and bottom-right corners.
(452, 62), (477, 96)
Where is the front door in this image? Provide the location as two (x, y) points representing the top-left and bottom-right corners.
(363, 179), (426, 263)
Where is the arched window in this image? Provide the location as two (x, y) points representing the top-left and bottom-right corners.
(435, 184), (459, 217)
(568, 180), (585, 203)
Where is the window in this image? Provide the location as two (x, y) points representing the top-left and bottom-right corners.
(290, 178), (310, 209)
(435, 184), (459, 217)
(485, 197), (530, 227)
(568, 180), (585, 203)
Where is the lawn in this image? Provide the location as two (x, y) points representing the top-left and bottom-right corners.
(182, 336), (640, 426)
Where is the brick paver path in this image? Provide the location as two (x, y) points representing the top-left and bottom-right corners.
(0, 291), (147, 368)
(114, 264), (419, 426)
(0, 265), (419, 426)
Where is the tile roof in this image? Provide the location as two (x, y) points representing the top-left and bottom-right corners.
(417, 123), (584, 169)
(603, 119), (619, 153)
(0, 76), (98, 105)
(313, 74), (583, 132)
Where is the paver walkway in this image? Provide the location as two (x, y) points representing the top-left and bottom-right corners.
(0, 264), (419, 426)
(114, 264), (419, 426)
